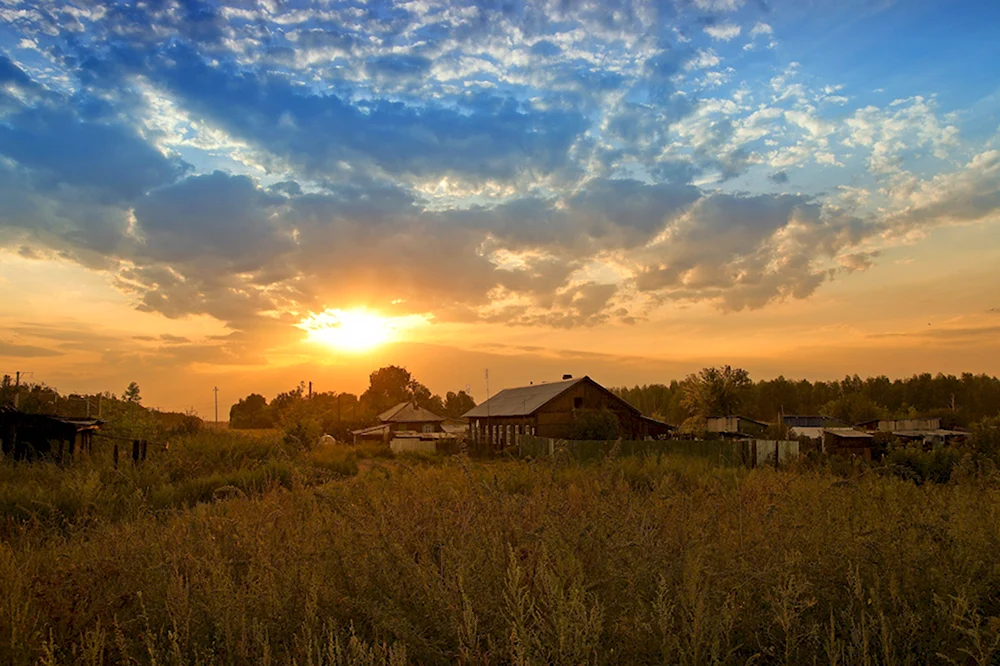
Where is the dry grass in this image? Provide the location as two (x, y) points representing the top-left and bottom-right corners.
(2, 433), (1000, 664)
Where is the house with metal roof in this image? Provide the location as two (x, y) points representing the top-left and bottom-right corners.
(352, 401), (458, 444)
(463, 375), (670, 449)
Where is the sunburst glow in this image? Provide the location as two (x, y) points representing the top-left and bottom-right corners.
(297, 308), (428, 353)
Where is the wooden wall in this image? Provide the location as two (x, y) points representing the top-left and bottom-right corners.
(469, 378), (645, 449)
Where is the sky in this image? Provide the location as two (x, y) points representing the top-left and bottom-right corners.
(0, 0), (999, 416)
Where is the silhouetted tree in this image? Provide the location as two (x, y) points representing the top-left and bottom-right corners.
(444, 390), (476, 418)
(122, 381), (142, 404)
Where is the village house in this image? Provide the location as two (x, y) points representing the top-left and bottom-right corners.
(464, 375), (671, 449)
(351, 401), (462, 445)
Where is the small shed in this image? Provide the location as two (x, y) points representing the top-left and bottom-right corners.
(822, 428), (874, 460)
(0, 408), (102, 461)
(706, 415), (770, 438)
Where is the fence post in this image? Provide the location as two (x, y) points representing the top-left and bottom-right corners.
(113, 442), (118, 469)
(132, 439), (140, 464)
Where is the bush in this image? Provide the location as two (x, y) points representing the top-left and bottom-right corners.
(569, 408), (620, 440)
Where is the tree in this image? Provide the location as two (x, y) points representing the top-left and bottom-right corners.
(360, 366), (445, 415)
(122, 381), (142, 404)
(444, 390), (476, 418)
(680, 366), (752, 420)
(230, 393), (273, 429)
(361, 366), (415, 414)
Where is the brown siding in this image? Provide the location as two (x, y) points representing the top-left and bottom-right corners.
(470, 378), (645, 449)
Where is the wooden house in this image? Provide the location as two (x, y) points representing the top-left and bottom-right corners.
(463, 375), (667, 449)
(352, 401), (455, 444)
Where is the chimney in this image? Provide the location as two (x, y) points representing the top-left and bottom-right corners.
(562, 374), (573, 380)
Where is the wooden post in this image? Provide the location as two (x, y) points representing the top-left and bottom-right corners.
(132, 439), (140, 464)
(775, 440), (779, 471)
(141, 440), (148, 461)
(113, 442), (119, 469)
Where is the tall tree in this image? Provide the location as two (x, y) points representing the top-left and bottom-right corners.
(680, 366), (752, 420)
(122, 381), (142, 404)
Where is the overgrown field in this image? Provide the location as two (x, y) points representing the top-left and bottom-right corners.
(3, 431), (1000, 664)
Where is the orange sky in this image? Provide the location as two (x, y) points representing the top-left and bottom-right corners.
(2, 216), (997, 417)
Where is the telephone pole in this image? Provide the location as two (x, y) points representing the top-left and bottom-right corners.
(214, 386), (219, 425)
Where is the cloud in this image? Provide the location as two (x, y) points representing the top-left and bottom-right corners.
(704, 23), (742, 41)
(0, 342), (63, 358)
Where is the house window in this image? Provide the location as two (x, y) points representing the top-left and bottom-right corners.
(422, 424), (434, 433)
(574, 397), (583, 409)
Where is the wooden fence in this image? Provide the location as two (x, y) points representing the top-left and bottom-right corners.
(515, 436), (802, 467)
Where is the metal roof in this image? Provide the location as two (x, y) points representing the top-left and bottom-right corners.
(463, 376), (588, 418)
(377, 402), (445, 423)
(823, 428), (873, 439)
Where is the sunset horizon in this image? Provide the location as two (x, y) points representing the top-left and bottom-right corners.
(1, 0), (998, 416)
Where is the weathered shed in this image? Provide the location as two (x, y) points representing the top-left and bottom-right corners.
(706, 415), (769, 438)
(463, 375), (655, 449)
(822, 428), (874, 460)
(0, 408), (102, 461)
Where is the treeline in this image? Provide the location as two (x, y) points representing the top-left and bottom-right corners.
(0, 375), (201, 440)
(614, 371), (1000, 428)
(229, 365), (475, 442)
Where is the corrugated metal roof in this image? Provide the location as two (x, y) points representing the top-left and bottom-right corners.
(463, 377), (587, 418)
(377, 402), (445, 423)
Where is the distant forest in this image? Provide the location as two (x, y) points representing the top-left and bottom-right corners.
(613, 372), (1000, 428)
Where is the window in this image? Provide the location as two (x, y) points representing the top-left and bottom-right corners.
(574, 397), (583, 409)
(422, 424), (434, 433)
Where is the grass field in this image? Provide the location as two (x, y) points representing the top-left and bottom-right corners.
(2, 430), (1000, 664)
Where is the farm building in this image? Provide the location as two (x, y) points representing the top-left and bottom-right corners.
(822, 428), (875, 460)
(0, 408), (102, 461)
(463, 375), (669, 449)
(782, 414), (850, 440)
(705, 415), (770, 438)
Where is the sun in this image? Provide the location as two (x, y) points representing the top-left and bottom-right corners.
(297, 308), (427, 353)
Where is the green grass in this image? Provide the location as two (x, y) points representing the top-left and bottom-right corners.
(3, 432), (1000, 663)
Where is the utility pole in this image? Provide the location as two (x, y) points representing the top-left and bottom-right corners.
(308, 381), (313, 400)
(214, 386), (219, 426)
(14, 371), (19, 409)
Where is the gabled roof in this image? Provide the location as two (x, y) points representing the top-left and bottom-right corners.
(377, 402), (445, 423)
(463, 376), (640, 418)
